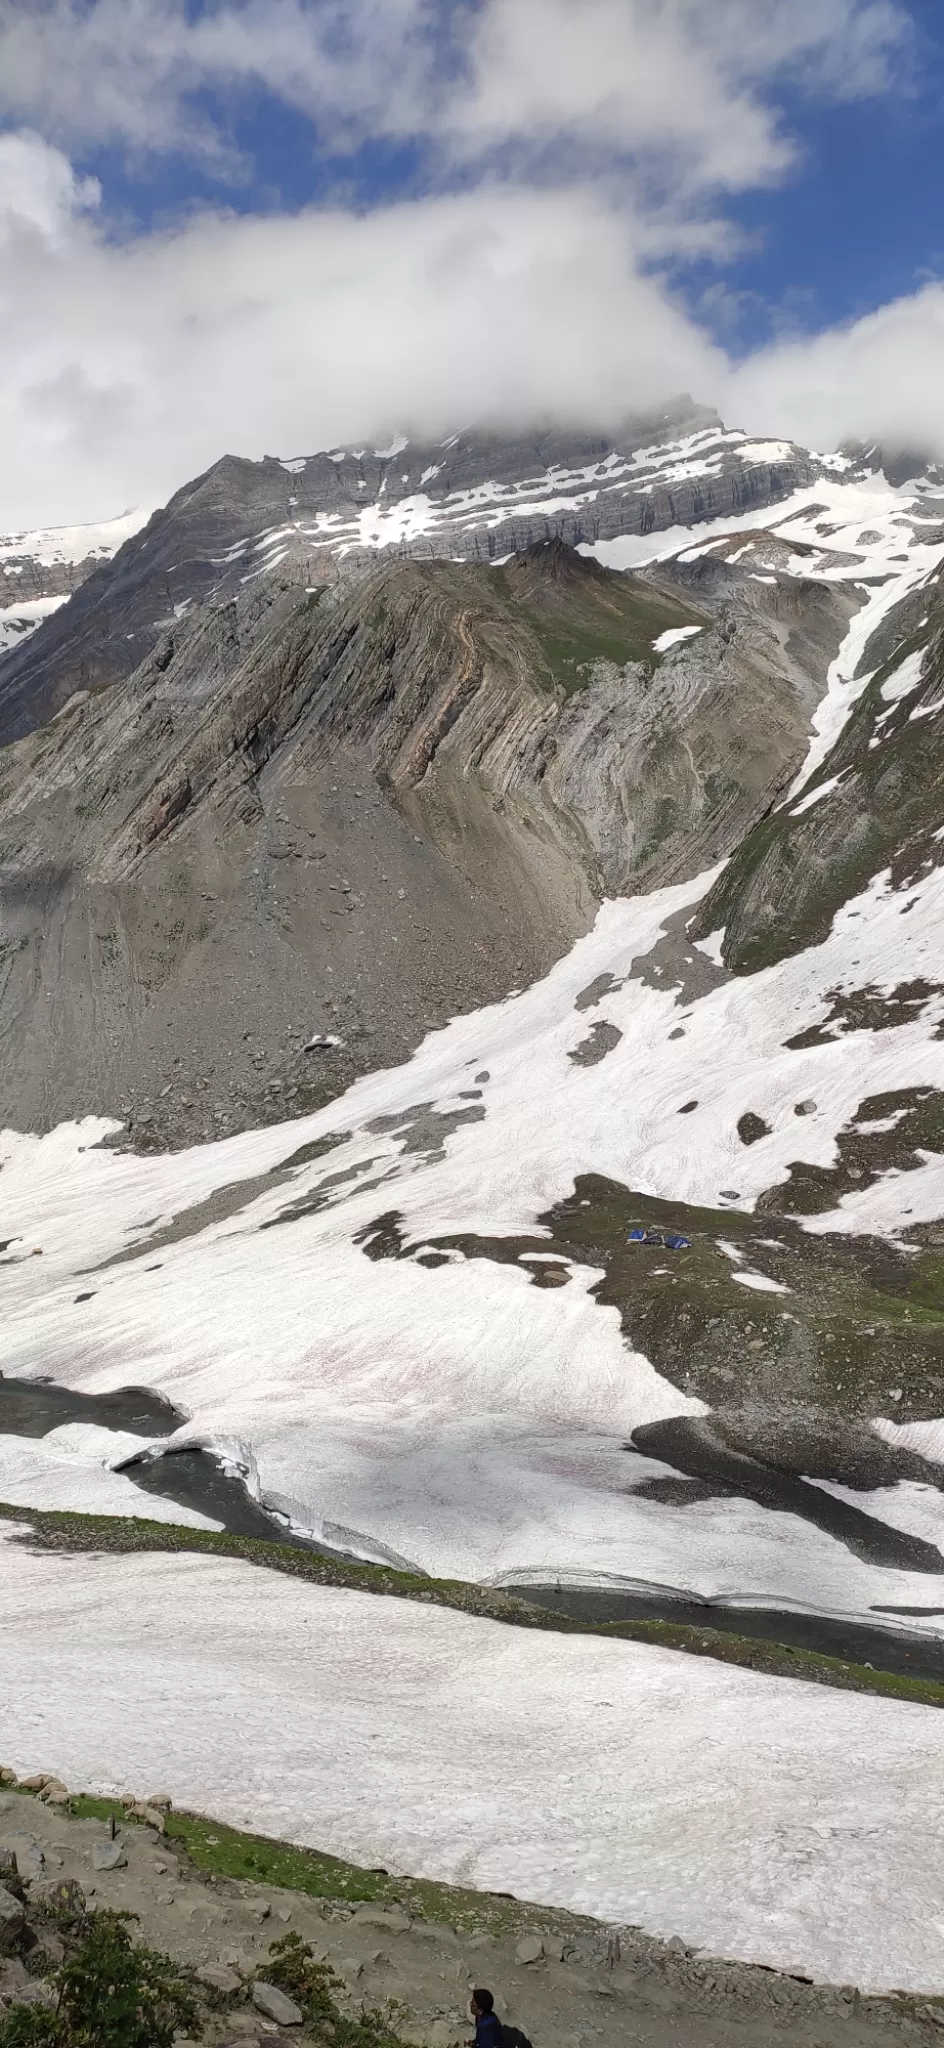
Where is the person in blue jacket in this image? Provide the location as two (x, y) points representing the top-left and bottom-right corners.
(468, 1989), (503, 2048)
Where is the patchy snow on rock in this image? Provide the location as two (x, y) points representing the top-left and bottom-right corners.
(0, 507), (150, 571)
(880, 648), (926, 705)
(653, 624), (703, 653)
(789, 771), (850, 816)
(0, 593), (69, 652)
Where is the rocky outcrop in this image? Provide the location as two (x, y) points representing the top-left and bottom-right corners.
(692, 571), (944, 972)
(0, 541), (852, 1142)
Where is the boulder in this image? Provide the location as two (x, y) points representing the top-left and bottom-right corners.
(0, 1835), (44, 1880)
(353, 1904), (411, 1933)
(0, 1883), (25, 1951)
(252, 1981), (303, 2025)
(31, 1878), (86, 1921)
(196, 1962), (242, 1994)
(514, 1934), (544, 1965)
(92, 1840), (127, 1872)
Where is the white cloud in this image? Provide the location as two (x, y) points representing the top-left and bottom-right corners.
(445, 0), (910, 191)
(0, 3), (935, 526)
(0, 135), (726, 525)
(727, 284), (944, 461)
(0, 0), (912, 180)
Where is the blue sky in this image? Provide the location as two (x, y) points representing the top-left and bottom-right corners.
(1, 0), (944, 523)
(58, 0), (944, 350)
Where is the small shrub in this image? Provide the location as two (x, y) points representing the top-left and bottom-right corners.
(0, 1911), (201, 2048)
(262, 1934), (407, 2048)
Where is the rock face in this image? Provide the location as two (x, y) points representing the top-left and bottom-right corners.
(0, 539), (851, 1143)
(692, 568), (944, 972)
(0, 404), (827, 743)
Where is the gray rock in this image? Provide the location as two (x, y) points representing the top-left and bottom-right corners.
(251, 1980), (304, 2025)
(353, 1904), (411, 1933)
(92, 1840), (127, 1871)
(30, 1878), (86, 1919)
(0, 1833), (44, 1880)
(514, 1934), (544, 1965)
(0, 1883), (25, 1950)
(196, 1962), (242, 1994)
(7, 1977), (59, 2011)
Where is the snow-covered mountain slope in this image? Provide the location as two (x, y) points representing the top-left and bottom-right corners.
(1, 450), (944, 1626)
(4, 1531), (944, 1993)
(0, 592), (68, 654)
(0, 405), (829, 743)
(3, 821), (944, 1621)
(0, 506), (150, 660)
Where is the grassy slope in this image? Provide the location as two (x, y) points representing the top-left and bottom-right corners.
(491, 552), (707, 697)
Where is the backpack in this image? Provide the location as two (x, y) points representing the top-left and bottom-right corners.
(500, 2029), (533, 2048)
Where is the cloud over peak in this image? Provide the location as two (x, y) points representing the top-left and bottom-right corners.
(0, 1), (936, 525)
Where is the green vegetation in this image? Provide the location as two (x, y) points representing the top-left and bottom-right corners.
(0, 1913), (199, 2048)
(490, 553), (707, 696)
(262, 1933), (408, 2046)
(3, 1498), (944, 1707)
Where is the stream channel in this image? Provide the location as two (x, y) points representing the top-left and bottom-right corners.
(4, 1371), (944, 1682)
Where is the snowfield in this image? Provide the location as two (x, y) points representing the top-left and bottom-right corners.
(2, 1530), (944, 1994)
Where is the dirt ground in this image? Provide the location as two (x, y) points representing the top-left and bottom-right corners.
(1, 1787), (942, 2048)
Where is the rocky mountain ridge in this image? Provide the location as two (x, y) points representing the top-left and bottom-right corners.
(0, 403), (838, 744)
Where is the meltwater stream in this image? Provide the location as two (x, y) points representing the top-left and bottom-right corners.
(4, 1370), (944, 1681)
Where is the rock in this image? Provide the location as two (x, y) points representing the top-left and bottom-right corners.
(353, 1904), (411, 1933)
(31, 1878), (86, 1920)
(8, 1977), (58, 2010)
(196, 1962), (242, 1994)
(1, 1834), (44, 1880)
(514, 1934), (544, 1965)
(0, 1883), (25, 1950)
(92, 1840), (127, 1871)
(794, 1100), (816, 1117)
(0, 1958), (30, 1999)
(666, 1935), (689, 1954)
(251, 1981), (304, 2025)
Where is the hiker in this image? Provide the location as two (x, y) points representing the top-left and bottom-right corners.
(468, 1989), (503, 2048)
